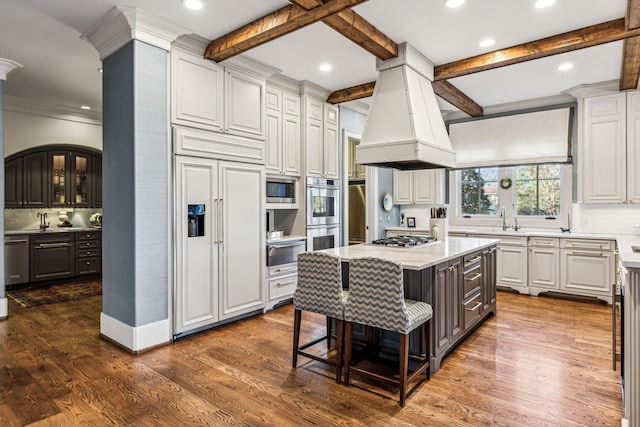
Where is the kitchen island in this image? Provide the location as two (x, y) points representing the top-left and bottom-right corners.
(320, 236), (499, 372)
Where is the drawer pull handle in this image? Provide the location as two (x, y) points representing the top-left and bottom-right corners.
(569, 250), (603, 257)
(466, 256), (482, 264)
(466, 273), (482, 281)
(38, 243), (71, 248)
(276, 280), (296, 287)
(465, 301), (482, 311)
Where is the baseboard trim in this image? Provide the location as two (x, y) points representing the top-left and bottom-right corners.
(0, 298), (7, 319)
(100, 312), (171, 353)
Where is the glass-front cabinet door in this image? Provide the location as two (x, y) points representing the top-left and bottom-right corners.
(50, 151), (91, 207)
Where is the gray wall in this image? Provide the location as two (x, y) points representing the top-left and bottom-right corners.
(102, 40), (168, 327)
(1, 79), (5, 301)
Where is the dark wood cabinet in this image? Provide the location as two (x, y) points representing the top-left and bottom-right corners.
(5, 157), (23, 208)
(30, 233), (75, 282)
(434, 256), (462, 358)
(75, 231), (101, 276)
(5, 145), (101, 208)
(482, 246), (497, 315)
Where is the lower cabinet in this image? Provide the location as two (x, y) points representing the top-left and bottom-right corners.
(30, 233), (75, 282)
(174, 156), (265, 336)
(265, 262), (298, 311)
(528, 236), (560, 294)
(75, 231), (102, 276)
(560, 238), (615, 302)
(434, 257), (462, 361)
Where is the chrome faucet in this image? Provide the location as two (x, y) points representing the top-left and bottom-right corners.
(512, 204), (521, 231)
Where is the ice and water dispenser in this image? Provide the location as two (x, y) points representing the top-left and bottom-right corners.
(187, 204), (205, 237)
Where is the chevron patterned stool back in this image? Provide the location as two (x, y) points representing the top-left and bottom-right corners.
(343, 256), (432, 406)
(292, 251), (348, 384)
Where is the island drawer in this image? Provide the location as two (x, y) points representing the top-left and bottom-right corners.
(463, 292), (483, 330)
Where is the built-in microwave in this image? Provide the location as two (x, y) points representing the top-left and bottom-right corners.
(266, 177), (296, 204)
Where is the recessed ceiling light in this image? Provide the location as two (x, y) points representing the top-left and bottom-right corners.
(80, 105), (91, 110)
(558, 62), (574, 71)
(479, 39), (495, 48)
(444, 0), (465, 7)
(319, 63), (332, 72)
(535, 0), (555, 8)
(183, 0), (203, 11)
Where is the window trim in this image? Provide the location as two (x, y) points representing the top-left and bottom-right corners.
(449, 164), (572, 230)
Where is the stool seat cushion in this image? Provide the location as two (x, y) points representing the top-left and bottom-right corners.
(404, 300), (433, 334)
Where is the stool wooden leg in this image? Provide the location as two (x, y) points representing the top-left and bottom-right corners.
(399, 333), (409, 407)
(326, 316), (332, 350)
(335, 319), (344, 384)
(293, 309), (302, 368)
(343, 322), (353, 386)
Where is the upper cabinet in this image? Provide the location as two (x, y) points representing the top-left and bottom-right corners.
(579, 90), (640, 204)
(265, 84), (301, 176)
(170, 47), (266, 141)
(5, 146), (101, 209)
(303, 94), (339, 179)
(393, 169), (444, 205)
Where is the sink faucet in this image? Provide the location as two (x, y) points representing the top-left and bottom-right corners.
(513, 216), (521, 231)
(37, 212), (50, 231)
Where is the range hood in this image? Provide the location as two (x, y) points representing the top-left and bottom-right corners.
(356, 43), (456, 170)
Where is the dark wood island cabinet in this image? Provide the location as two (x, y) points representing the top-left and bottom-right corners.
(322, 237), (499, 373)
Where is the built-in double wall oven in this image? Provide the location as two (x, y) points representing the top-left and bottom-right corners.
(306, 177), (340, 251)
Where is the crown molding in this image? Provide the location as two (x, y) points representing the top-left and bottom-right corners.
(0, 58), (22, 81)
(82, 6), (190, 60)
(340, 100), (369, 115)
(4, 96), (102, 125)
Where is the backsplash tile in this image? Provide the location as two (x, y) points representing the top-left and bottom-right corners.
(4, 208), (103, 231)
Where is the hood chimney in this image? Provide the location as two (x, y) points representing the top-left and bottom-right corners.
(356, 43), (456, 170)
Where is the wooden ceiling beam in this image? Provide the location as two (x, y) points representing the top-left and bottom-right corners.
(289, 0), (398, 59)
(432, 80), (484, 117)
(435, 18), (640, 81)
(620, 0), (640, 90)
(327, 81), (375, 103)
(204, 0), (369, 62)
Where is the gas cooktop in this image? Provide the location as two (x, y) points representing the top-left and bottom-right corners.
(370, 235), (439, 248)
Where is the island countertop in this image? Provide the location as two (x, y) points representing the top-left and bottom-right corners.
(318, 236), (500, 270)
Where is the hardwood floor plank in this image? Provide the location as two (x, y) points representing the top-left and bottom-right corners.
(0, 291), (624, 426)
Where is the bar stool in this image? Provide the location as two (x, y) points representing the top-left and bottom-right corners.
(292, 251), (347, 383)
(343, 256), (432, 406)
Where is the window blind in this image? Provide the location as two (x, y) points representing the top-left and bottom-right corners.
(448, 107), (572, 168)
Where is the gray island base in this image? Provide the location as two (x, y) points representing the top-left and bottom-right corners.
(320, 236), (499, 373)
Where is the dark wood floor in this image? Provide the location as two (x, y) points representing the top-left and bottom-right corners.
(0, 290), (623, 426)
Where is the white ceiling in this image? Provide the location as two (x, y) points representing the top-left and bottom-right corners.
(0, 0), (629, 115)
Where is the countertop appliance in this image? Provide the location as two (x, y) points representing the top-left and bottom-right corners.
(306, 177), (341, 251)
(371, 235), (439, 248)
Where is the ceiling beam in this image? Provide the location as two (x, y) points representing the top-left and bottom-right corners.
(620, 0), (640, 90)
(204, 0), (369, 62)
(435, 18), (640, 81)
(327, 81), (376, 104)
(289, 0), (398, 59)
(432, 80), (484, 117)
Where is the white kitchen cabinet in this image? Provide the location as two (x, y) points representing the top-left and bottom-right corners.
(474, 234), (529, 294)
(393, 169), (443, 205)
(304, 95), (339, 179)
(265, 86), (301, 176)
(626, 91), (640, 203)
(528, 237), (560, 294)
(171, 47), (266, 141)
(174, 156), (264, 335)
(560, 238), (615, 303)
(580, 93), (626, 203)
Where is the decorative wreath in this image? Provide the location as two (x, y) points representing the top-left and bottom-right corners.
(499, 177), (512, 189)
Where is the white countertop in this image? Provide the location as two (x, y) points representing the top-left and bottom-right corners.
(318, 236), (500, 271)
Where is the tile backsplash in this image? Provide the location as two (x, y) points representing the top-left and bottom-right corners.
(4, 208), (103, 231)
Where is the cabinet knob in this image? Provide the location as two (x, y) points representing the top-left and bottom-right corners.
(86, 262), (90, 265)
(86, 251), (91, 255)
(86, 242), (91, 246)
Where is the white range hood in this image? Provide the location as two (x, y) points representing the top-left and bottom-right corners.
(356, 43), (456, 170)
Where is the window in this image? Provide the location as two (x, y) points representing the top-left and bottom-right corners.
(453, 163), (570, 229)
(515, 164), (561, 216)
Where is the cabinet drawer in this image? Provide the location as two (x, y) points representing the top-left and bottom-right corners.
(30, 233), (73, 245)
(463, 267), (482, 298)
(463, 292), (483, 330)
(268, 274), (297, 301)
(268, 263), (297, 276)
(76, 231), (101, 241)
(76, 257), (101, 275)
(77, 240), (100, 250)
(560, 238), (614, 251)
(77, 248), (100, 258)
(529, 236), (559, 248)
